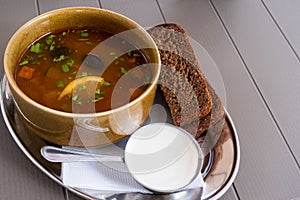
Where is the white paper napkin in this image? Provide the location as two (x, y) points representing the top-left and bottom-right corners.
(61, 138), (204, 197)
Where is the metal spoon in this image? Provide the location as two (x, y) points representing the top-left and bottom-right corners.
(41, 146), (123, 163)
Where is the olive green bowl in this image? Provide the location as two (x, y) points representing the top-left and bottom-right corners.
(4, 7), (161, 147)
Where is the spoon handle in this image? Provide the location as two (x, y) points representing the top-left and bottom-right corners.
(41, 146), (124, 163)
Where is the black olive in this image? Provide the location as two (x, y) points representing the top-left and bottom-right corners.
(83, 54), (104, 70)
(50, 46), (71, 58)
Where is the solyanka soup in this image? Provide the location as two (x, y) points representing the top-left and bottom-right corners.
(15, 28), (153, 113)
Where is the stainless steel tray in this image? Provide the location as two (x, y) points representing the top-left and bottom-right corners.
(0, 75), (240, 200)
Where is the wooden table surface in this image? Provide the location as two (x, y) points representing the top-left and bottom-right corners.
(1, 0), (299, 199)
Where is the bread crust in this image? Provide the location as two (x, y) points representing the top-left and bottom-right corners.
(148, 23), (225, 138)
(148, 23), (212, 125)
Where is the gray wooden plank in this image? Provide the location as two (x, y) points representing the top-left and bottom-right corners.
(0, 1), (37, 76)
(262, 0), (300, 58)
(212, 0), (300, 164)
(66, 189), (85, 200)
(219, 186), (239, 200)
(158, 0), (300, 199)
(66, 186), (239, 200)
(0, 0), (66, 199)
(0, 121), (65, 200)
(38, 0), (100, 13)
(100, 0), (164, 28)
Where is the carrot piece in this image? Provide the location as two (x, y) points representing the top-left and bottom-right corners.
(18, 66), (35, 79)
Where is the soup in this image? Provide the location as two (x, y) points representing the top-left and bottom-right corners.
(15, 28), (152, 113)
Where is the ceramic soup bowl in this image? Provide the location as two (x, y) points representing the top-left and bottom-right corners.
(4, 7), (160, 147)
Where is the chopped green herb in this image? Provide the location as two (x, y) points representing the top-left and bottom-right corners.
(61, 64), (70, 72)
(76, 97), (83, 105)
(85, 42), (93, 45)
(50, 43), (56, 51)
(78, 85), (86, 92)
(56, 81), (65, 88)
(101, 81), (111, 87)
(80, 30), (89, 37)
(19, 60), (29, 66)
(110, 52), (116, 56)
(53, 55), (66, 62)
(46, 35), (56, 45)
(133, 53), (141, 57)
(31, 60), (40, 65)
(120, 67), (128, 74)
(91, 96), (103, 103)
(91, 88), (105, 103)
(62, 32), (67, 36)
(81, 32), (89, 37)
(71, 70), (78, 75)
(66, 59), (75, 67)
(72, 94), (78, 101)
(30, 43), (42, 54)
(114, 60), (119, 65)
(95, 88), (101, 95)
(81, 72), (88, 77)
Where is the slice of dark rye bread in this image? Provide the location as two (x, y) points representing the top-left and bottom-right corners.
(148, 23), (225, 138)
(147, 23), (212, 125)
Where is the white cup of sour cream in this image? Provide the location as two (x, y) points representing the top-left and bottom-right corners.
(124, 123), (203, 193)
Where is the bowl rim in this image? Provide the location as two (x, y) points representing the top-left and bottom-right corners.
(4, 6), (161, 118)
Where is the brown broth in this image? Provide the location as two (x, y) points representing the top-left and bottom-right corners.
(15, 28), (153, 113)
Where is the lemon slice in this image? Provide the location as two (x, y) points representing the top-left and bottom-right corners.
(58, 76), (104, 100)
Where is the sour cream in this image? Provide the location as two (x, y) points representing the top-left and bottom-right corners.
(124, 123), (203, 193)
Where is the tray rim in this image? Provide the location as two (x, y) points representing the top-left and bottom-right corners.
(0, 75), (240, 200)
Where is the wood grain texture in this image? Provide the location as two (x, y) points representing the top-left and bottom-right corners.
(158, 0), (300, 199)
(0, 0), (65, 199)
(212, 0), (300, 164)
(100, 0), (164, 28)
(220, 187), (239, 200)
(38, 0), (100, 13)
(0, 0), (37, 76)
(262, 0), (300, 58)
(0, 121), (65, 200)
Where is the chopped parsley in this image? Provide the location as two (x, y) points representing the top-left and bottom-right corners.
(30, 43), (42, 54)
(101, 81), (111, 87)
(46, 35), (56, 45)
(56, 81), (65, 88)
(19, 60), (29, 66)
(53, 55), (66, 62)
(120, 67), (128, 74)
(61, 64), (70, 72)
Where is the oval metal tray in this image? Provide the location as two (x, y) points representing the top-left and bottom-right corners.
(0, 75), (240, 200)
